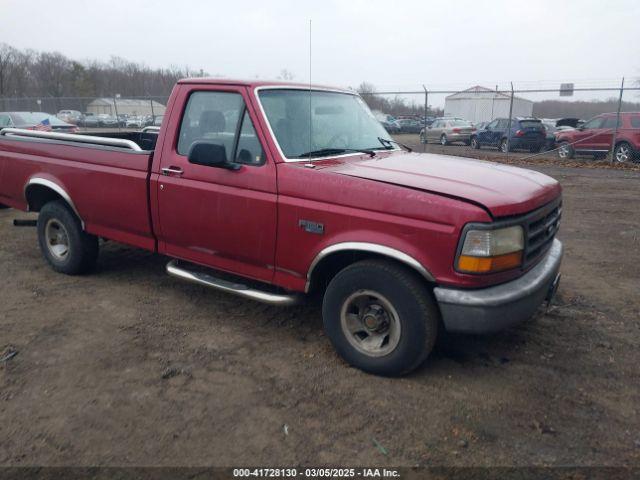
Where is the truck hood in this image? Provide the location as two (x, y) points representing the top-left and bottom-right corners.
(324, 152), (561, 217)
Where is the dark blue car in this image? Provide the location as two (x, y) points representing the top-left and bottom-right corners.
(470, 118), (546, 153)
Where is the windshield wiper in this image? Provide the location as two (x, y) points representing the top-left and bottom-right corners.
(296, 148), (375, 159)
(377, 137), (413, 152)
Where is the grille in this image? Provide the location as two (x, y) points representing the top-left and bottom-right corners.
(521, 198), (562, 267)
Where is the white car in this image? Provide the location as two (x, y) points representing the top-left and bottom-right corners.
(126, 116), (145, 128)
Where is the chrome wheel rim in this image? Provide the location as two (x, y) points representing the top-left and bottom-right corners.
(340, 290), (401, 357)
(615, 145), (630, 163)
(501, 141), (507, 152)
(441, 135), (447, 145)
(45, 219), (70, 260)
(471, 138), (477, 148)
(558, 144), (569, 158)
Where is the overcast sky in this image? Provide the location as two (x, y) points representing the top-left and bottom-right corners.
(1, 0), (638, 98)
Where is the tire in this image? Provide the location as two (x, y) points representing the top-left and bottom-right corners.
(470, 136), (480, 149)
(499, 138), (509, 153)
(440, 134), (449, 146)
(614, 142), (635, 163)
(322, 259), (439, 376)
(557, 141), (574, 159)
(0, 204), (9, 210)
(37, 200), (98, 275)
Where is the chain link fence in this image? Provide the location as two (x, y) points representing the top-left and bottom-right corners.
(0, 95), (170, 130)
(360, 79), (640, 164)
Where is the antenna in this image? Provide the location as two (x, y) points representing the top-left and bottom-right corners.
(308, 18), (312, 163)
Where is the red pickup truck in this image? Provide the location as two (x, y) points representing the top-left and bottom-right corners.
(0, 79), (563, 376)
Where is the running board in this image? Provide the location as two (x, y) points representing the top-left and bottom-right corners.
(166, 260), (300, 306)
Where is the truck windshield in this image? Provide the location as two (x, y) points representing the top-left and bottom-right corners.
(258, 89), (392, 159)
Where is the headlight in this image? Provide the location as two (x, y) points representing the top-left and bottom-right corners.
(457, 225), (524, 273)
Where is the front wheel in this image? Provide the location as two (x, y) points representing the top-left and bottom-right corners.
(470, 136), (480, 149)
(322, 259), (439, 376)
(37, 200), (99, 275)
(419, 131), (427, 144)
(500, 139), (510, 153)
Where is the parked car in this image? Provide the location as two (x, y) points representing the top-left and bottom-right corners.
(420, 118), (475, 145)
(555, 112), (640, 163)
(556, 118), (584, 129)
(80, 113), (100, 128)
(396, 118), (422, 134)
(117, 114), (130, 127)
(56, 110), (83, 125)
(380, 119), (400, 134)
(0, 112), (78, 132)
(470, 118), (546, 153)
(97, 114), (119, 128)
(0, 78), (563, 376)
(125, 116), (146, 128)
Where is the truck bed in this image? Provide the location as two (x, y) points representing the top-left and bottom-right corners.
(0, 128), (157, 251)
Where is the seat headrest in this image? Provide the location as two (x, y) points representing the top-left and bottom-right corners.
(199, 110), (225, 134)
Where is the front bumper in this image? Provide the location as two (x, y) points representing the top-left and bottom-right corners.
(434, 239), (563, 334)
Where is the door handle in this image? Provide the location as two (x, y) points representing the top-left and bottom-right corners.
(161, 166), (184, 176)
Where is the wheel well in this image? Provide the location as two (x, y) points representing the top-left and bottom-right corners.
(307, 250), (433, 296)
(25, 184), (66, 212)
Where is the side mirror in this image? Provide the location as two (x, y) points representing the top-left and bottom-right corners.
(187, 141), (240, 170)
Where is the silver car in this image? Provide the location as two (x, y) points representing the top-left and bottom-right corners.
(420, 118), (476, 145)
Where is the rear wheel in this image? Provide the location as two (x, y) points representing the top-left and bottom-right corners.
(37, 200), (99, 275)
(440, 134), (449, 146)
(470, 136), (480, 149)
(614, 142), (634, 163)
(322, 259), (439, 376)
(557, 141), (574, 159)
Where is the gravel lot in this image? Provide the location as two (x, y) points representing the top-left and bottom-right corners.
(1, 159), (639, 467)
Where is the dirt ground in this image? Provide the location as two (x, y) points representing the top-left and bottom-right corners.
(1, 160), (639, 468)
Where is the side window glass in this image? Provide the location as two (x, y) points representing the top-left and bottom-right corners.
(601, 117), (619, 129)
(235, 110), (265, 165)
(583, 117), (604, 130)
(0, 115), (10, 127)
(177, 91), (244, 157)
(630, 116), (640, 128)
(487, 120), (498, 129)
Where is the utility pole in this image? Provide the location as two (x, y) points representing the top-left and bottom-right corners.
(610, 77), (624, 163)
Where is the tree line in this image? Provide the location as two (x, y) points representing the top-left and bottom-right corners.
(356, 82), (444, 118)
(533, 98), (640, 120)
(0, 43), (208, 99)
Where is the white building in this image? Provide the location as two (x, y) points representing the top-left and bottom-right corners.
(444, 86), (533, 123)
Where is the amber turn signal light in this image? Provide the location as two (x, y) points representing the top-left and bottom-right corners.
(457, 251), (523, 273)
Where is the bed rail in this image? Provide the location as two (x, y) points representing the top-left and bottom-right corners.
(0, 128), (143, 152)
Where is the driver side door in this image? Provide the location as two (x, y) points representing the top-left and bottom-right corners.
(154, 85), (278, 283)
